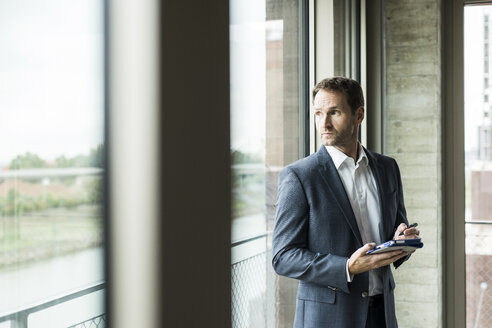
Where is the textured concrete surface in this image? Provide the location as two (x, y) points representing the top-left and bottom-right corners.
(384, 0), (442, 327)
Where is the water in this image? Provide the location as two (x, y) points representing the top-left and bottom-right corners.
(0, 247), (104, 327)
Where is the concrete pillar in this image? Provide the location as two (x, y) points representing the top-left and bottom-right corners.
(384, 1), (442, 327)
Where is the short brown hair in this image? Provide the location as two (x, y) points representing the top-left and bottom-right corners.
(312, 77), (364, 114)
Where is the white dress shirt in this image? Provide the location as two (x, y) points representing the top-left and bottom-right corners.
(325, 144), (383, 296)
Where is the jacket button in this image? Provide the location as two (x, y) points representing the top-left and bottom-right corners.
(361, 292), (368, 298)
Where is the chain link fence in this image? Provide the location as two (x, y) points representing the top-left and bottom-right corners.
(466, 222), (492, 328)
(232, 251), (269, 328)
(68, 314), (106, 328)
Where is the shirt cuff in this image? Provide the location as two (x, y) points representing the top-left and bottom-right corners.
(346, 259), (354, 282)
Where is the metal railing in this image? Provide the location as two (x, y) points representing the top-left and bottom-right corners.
(231, 250), (268, 328)
(68, 314), (106, 328)
(231, 232), (272, 328)
(231, 233), (268, 248)
(465, 221), (492, 328)
(0, 231), (270, 328)
(0, 281), (105, 328)
(0, 167), (103, 179)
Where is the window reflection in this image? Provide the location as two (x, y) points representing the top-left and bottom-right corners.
(230, 0), (301, 242)
(230, 0), (303, 327)
(0, 0), (105, 326)
(465, 5), (492, 328)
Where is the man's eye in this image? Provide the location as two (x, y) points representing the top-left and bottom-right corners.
(314, 111), (322, 116)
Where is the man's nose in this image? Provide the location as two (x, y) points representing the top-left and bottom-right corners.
(322, 114), (332, 128)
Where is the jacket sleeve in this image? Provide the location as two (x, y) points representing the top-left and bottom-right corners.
(392, 159), (411, 269)
(271, 167), (350, 294)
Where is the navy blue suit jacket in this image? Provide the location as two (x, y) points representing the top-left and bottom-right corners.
(272, 146), (409, 328)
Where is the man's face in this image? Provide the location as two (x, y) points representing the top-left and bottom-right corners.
(313, 89), (364, 149)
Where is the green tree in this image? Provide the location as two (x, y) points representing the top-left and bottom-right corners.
(55, 155), (76, 168)
(88, 144), (104, 167)
(231, 149), (262, 164)
(9, 144), (104, 170)
(55, 144), (104, 168)
(9, 152), (47, 170)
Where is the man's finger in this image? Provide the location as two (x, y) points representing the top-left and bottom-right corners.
(377, 251), (407, 267)
(394, 223), (407, 239)
(396, 223), (407, 232)
(351, 243), (376, 260)
(372, 250), (403, 261)
(404, 235), (420, 240)
(388, 252), (408, 264)
(403, 228), (419, 236)
(358, 243), (376, 255)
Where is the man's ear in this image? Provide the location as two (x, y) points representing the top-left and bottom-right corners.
(356, 106), (365, 123)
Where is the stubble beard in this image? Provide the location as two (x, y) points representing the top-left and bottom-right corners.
(321, 120), (357, 148)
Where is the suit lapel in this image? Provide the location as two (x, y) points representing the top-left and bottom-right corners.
(315, 146), (363, 246)
(365, 148), (390, 242)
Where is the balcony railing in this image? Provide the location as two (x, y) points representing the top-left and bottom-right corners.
(465, 220), (492, 328)
(0, 281), (105, 328)
(231, 232), (273, 328)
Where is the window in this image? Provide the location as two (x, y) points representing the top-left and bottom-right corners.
(465, 5), (492, 327)
(230, 0), (307, 326)
(0, 1), (105, 326)
(485, 15), (489, 39)
(229, 0), (364, 326)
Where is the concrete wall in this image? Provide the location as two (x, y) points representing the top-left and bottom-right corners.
(384, 1), (442, 327)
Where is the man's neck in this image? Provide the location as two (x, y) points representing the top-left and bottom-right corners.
(333, 142), (359, 163)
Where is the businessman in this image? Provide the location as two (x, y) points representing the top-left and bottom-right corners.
(272, 77), (420, 328)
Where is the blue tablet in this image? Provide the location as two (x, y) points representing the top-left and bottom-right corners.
(366, 238), (424, 254)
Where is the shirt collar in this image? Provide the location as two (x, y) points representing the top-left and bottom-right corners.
(325, 143), (368, 170)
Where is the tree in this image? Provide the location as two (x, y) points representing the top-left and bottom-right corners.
(9, 152), (47, 170)
(55, 155), (76, 168)
(9, 144), (104, 170)
(88, 144), (104, 167)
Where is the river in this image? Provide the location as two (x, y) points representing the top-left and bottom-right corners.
(0, 247), (104, 327)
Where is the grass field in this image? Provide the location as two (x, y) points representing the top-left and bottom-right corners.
(0, 204), (103, 269)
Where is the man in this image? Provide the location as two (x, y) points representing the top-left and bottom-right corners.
(272, 77), (420, 328)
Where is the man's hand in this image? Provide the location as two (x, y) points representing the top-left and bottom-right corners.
(394, 223), (420, 240)
(348, 243), (408, 275)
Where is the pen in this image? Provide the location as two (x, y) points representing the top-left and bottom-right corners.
(399, 222), (418, 236)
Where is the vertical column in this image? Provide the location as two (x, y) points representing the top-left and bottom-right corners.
(108, 1), (161, 327)
(443, 0), (465, 327)
(384, 0), (443, 327)
(159, 0), (231, 327)
(109, 0), (231, 327)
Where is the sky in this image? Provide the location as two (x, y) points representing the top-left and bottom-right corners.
(230, 0), (267, 158)
(0, 0), (104, 166)
(0, 0), (483, 166)
(464, 6), (487, 155)
(229, 0), (286, 160)
(462, 5), (492, 161)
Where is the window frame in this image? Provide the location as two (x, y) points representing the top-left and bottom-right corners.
(443, 0), (466, 327)
(311, 0), (365, 152)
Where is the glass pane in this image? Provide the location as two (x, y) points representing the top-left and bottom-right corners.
(0, 0), (105, 327)
(230, 0), (303, 326)
(465, 5), (492, 328)
(230, 0), (302, 243)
